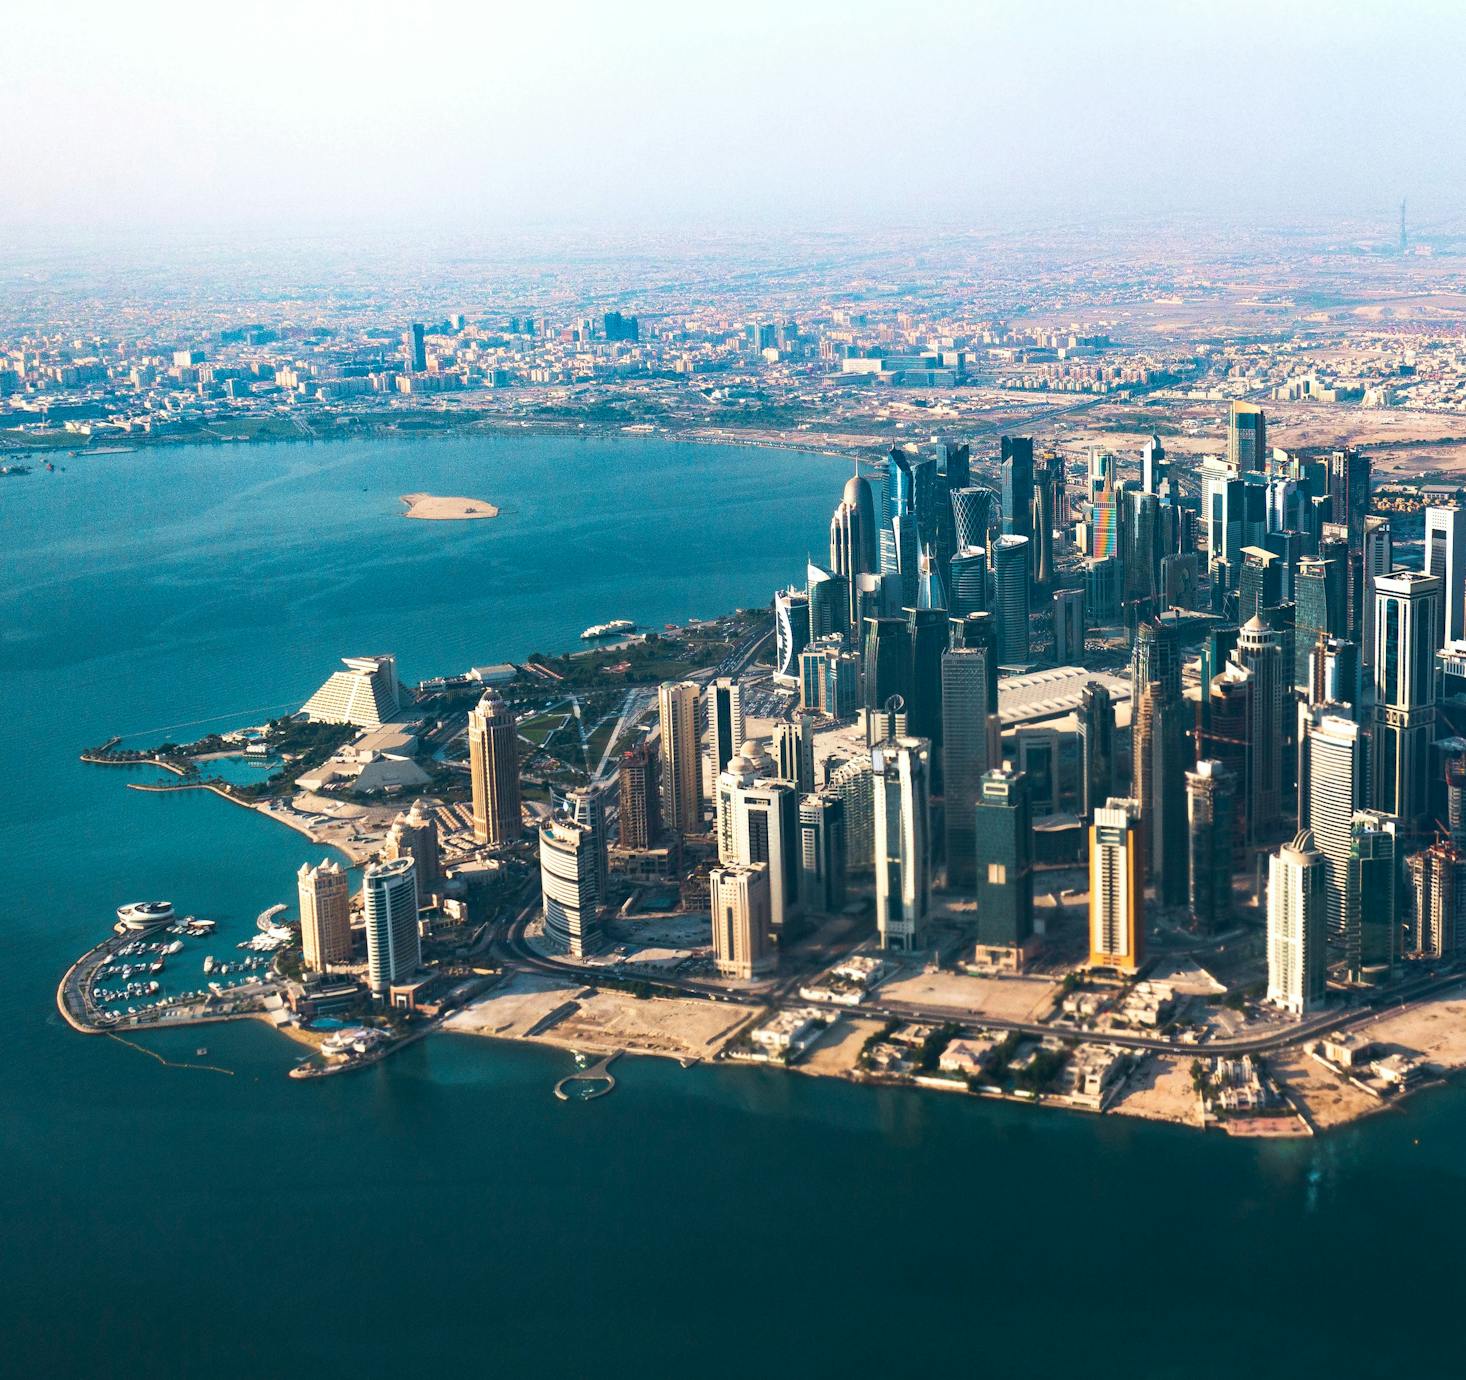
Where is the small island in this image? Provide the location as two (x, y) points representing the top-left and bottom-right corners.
(400, 493), (500, 521)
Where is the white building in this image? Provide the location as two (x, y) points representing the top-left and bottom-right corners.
(872, 735), (931, 951)
(1267, 830), (1327, 1016)
(362, 856), (420, 998)
(301, 654), (402, 729)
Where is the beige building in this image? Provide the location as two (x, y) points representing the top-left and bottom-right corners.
(468, 689), (521, 847)
(383, 800), (442, 894)
(709, 862), (774, 979)
(297, 858), (352, 971)
(658, 680), (703, 835)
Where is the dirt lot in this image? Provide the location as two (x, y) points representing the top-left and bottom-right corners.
(1110, 1054), (1203, 1128)
(797, 1016), (885, 1077)
(1353, 993), (1466, 1068)
(877, 969), (1060, 1023)
(1269, 1049), (1381, 1131)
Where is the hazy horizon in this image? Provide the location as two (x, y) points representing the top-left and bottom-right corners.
(6, 0), (1466, 241)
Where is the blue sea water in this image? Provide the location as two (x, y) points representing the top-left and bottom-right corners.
(4, 432), (1465, 1378)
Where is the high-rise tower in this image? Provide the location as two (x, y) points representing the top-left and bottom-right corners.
(468, 689), (521, 848)
(658, 680), (704, 835)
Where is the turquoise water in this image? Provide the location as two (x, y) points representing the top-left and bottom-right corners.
(4, 433), (1463, 1377)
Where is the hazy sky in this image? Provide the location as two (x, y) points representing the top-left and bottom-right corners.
(5, 0), (1466, 237)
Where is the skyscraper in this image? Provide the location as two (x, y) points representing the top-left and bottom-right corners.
(806, 561), (849, 639)
(1351, 811), (1399, 982)
(798, 792), (847, 915)
(1141, 434), (1166, 494)
(297, 858), (351, 971)
(1266, 831), (1327, 1016)
(404, 322), (426, 373)
(872, 735), (931, 951)
(539, 816), (602, 958)
(950, 486), (995, 552)
(1186, 760), (1236, 933)
(1303, 708), (1363, 974)
(658, 680), (703, 835)
(716, 744), (801, 932)
(1372, 570), (1441, 827)
(773, 715), (815, 794)
(1294, 556), (1345, 687)
(707, 677), (745, 781)
(1226, 401), (1266, 473)
(799, 640), (859, 718)
(1362, 515), (1391, 664)
(383, 800), (441, 895)
(1134, 680), (1188, 907)
(773, 588), (811, 682)
(1053, 587), (1085, 662)
(1408, 840), (1466, 960)
(941, 633), (998, 889)
(973, 768), (1033, 967)
(905, 605), (949, 751)
(830, 473), (879, 626)
(991, 534), (1030, 664)
(564, 785), (608, 910)
(1077, 681), (1115, 818)
(1233, 618), (1285, 840)
(948, 546), (988, 618)
(1088, 798), (1144, 973)
(1425, 506), (1466, 647)
(709, 862), (774, 979)
(1000, 435), (1034, 539)
(617, 739), (662, 849)
(862, 615), (910, 716)
(362, 856), (420, 998)
(468, 689), (521, 848)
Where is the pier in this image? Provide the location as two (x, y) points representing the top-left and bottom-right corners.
(554, 1052), (621, 1102)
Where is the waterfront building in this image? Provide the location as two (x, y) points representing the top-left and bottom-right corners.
(1351, 812), (1399, 982)
(1426, 506), (1466, 648)
(709, 863), (775, 979)
(798, 792), (847, 915)
(773, 716), (815, 794)
(1088, 798), (1144, 973)
(1266, 831), (1327, 1016)
(716, 744), (801, 932)
(992, 534), (1031, 664)
(564, 785), (608, 910)
(1409, 840), (1466, 960)
(297, 858), (351, 971)
(362, 856), (420, 998)
(806, 562), (849, 639)
(707, 676), (745, 780)
(1077, 681), (1115, 818)
(872, 735), (931, 951)
(658, 680), (704, 835)
(383, 800), (442, 895)
(468, 688), (522, 848)
(1187, 761), (1236, 933)
(773, 588), (810, 683)
(539, 816), (602, 957)
(1000, 435), (1034, 540)
(1372, 570), (1441, 828)
(617, 739), (661, 848)
(830, 473), (879, 626)
(1302, 708), (1364, 976)
(973, 768), (1033, 967)
(1053, 587), (1085, 663)
(1227, 401), (1266, 473)
(300, 653), (402, 729)
(941, 638), (998, 889)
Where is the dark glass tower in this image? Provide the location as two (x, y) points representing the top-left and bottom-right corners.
(973, 769), (1033, 957)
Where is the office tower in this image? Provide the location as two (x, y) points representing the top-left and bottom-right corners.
(950, 486), (995, 551)
(1238, 547), (1283, 625)
(831, 473), (879, 625)
(825, 756), (874, 873)
(707, 677), (745, 781)
(383, 800), (441, 894)
(773, 716), (815, 794)
(1014, 726), (1060, 816)
(1303, 708), (1363, 972)
(1187, 761), (1236, 933)
(862, 615), (910, 713)
(1294, 557), (1345, 686)
(798, 792), (847, 915)
(1160, 552), (1200, 612)
(872, 735), (931, 951)
(1266, 831), (1327, 1016)
(716, 739), (772, 861)
(948, 546), (988, 617)
(973, 768), (1033, 964)
(1031, 461), (1056, 587)
(1088, 448), (1114, 498)
(1134, 680), (1188, 906)
(1233, 618), (1285, 839)
(949, 609), (998, 652)
(773, 587), (810, 682)
(1362, 515), (1391, 664)
(1408, 841), (1466, 959)
(362, 857), (420, 998)
(905, 605), (949, 751)
(1372, 570), (1442, 826)
(1326, 448), (1371, 641)
(941, 639), (998, 888)
(1132, 612), (1184, 708)
(539, 816), (602, 957)
(564, 786), (608, 910)
(1227, 401), (1266, 472)
(1126, 490), (1161, 606)
(658, 680), (703, 834)
(297, 858), (351, 971)
(468, 689), (521, 847)
(886, 512), (920, 608)
(916, 540), (948, 613)
(910, 454), (940, 545)
(1091, 486), (1121, 560)
(1426, 506), (1466, 647)
(1351, 812), (1398, 981)
(404, 322), (426, 373)
(1304, 636), (1360, 710)
(301, 653), (402, 728)
(708, 862), (774, 979)
(1088, 798), (1145, 973)
(800, 641), (859, 718)
(617, 740), (661, 848)
(1000, 435), (1034, 539)
(1053, 587), (1085, 662)
(1077, 681), (1115, 818)
(991, 535), (1031, 664)
(716, 747), (801, 932)
(1085, 556), (1121, 622)
(806, 562), (849, 639)
(1141, 434), (1166, 494)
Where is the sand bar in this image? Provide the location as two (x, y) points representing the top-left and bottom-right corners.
(400, 493), (499, 520)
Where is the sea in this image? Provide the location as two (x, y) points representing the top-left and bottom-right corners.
(3, 432), (1462, 1378)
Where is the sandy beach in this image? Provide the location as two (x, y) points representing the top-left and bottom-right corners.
(400, 492), (499, 520)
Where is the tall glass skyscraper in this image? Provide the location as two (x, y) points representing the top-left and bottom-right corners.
(991, 535), (1030, 665)
(973, 768), (1033, 967)
(941, 631), (998, 890)
(363, 856), (420, 998)
(872, 735), (931, 952)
